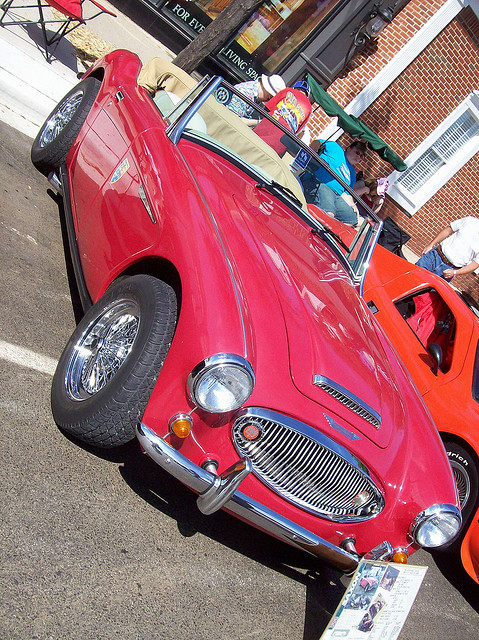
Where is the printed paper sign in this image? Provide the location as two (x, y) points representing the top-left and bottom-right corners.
(321, 560), (427, 639)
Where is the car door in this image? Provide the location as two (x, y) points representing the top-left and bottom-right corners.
(373, 281), (473, 396)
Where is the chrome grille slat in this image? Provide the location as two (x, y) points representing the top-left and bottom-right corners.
(233, 409), (384, 522)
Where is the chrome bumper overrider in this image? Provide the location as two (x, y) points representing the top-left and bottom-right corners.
(136, 422), (360, 572)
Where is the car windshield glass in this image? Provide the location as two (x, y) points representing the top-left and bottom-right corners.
(458, 291), (479, 318)
(155, 75), (382, 288)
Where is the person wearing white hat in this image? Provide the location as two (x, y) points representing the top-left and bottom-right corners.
(226, 74), (286, 126)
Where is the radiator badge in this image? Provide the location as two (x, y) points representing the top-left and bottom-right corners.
(241, 423), (261, 441)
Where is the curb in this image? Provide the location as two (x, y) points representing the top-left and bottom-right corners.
(0, 36), (77, 137)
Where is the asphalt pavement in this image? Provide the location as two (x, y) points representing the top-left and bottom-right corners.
(0, 0), (174, 137)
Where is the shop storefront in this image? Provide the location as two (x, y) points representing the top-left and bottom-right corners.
(116, 0), (408, 85)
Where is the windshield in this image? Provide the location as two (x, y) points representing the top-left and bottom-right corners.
(459, 291), (479, 318)
(152, 72), (382, 289)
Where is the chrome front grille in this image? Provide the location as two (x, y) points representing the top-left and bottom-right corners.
(232, 409), (384, 522)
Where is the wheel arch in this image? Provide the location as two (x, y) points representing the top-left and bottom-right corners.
(110, 257), (182, 312)
(51, 273), (179, 448)
(440, 431), (479, 466)
(83, 66), (105, 85)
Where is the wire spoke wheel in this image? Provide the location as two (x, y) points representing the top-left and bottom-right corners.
(451, 458), (471, 511)
(39, 89), (84, 148)
(66, 299), (140, 400)
(51, 275), (177, 448)
(439, 441), (479, 550)
(31, 77), (101, 174)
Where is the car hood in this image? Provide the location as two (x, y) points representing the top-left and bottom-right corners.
(285, 257), (398, 448)
(180, 147), (404, 450)
(246, 212), (403, 450)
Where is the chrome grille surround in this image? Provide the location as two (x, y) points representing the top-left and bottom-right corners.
(232, 408), (384, 523)
(313, 375), (381, 429)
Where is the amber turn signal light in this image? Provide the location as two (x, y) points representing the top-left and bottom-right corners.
(169, 413), (193, 439)
(392, 550), (408, 564)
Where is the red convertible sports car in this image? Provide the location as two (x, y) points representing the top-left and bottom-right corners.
(364, 242), (479, 583)
(32, 50), (461, 573)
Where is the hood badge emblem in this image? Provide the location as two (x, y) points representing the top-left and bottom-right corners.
(324, 414), (361, 441)
(241, 423), (261, 441)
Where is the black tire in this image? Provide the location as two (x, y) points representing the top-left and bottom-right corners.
(31, 77), (101, 174)
(442, 441), (479, 550)
(51, 275), (177, 448)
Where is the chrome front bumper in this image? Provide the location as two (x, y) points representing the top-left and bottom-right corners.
(136, 422), (360, 572)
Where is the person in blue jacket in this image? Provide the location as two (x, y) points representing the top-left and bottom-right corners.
(300, 139), (368, 226)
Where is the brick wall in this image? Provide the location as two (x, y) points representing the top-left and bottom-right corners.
(308, 0), (479, 296)
(309, 0), (446, 131)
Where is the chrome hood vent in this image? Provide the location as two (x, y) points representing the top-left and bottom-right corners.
(313, 375), (381, 429)
(232, 408), (384, 523)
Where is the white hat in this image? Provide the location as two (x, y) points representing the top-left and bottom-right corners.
(261, 74), (286, 97)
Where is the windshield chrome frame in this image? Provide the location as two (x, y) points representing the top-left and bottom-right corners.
(162, 75), (383, 292)
(165, 75), (223, 144)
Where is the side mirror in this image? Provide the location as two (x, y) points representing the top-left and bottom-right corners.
(428, 342), (443, 376)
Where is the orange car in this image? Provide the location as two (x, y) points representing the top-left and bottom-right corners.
(364, 243), (479, 583)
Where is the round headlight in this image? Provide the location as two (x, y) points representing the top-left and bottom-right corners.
(410, 504), (462, 548)
(188, 354), (255, 413)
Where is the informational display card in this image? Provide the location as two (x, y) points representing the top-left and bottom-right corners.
(320, 560), (427, 639)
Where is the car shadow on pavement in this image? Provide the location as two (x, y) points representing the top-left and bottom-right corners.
(51, 189), (85, 323)
(431, 549), (479, 610)
(118, 442), (347, 640)
(64, 431), (347, 639)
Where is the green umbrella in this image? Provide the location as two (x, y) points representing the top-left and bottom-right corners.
(307, 74), (407, 171)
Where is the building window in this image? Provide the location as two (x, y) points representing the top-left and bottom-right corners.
(388, 91), (479, 215)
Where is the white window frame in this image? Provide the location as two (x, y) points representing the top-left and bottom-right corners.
(387, 92), (479, 214)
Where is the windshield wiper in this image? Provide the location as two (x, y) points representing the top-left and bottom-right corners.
(256, 180), (303, 208)
(311, 226), (350, 252)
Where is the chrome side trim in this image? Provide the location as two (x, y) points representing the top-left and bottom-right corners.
(313, 374), (381, 428)
(138, 184), (156, 224)
(136, 422), (359, 572)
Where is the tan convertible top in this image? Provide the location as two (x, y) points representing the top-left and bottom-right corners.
(138, 58), (306, 207)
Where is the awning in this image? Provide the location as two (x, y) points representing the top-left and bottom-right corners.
(307, 74), (407, 171)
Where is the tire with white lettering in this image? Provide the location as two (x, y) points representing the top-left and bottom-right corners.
(51, 275), (177, 448)
(31, 77), (101, 174)
(443, 441), (479, 549)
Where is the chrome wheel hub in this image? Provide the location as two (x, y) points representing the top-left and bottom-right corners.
(66, 299), (140, 400)
(39, 89), (84, 147)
